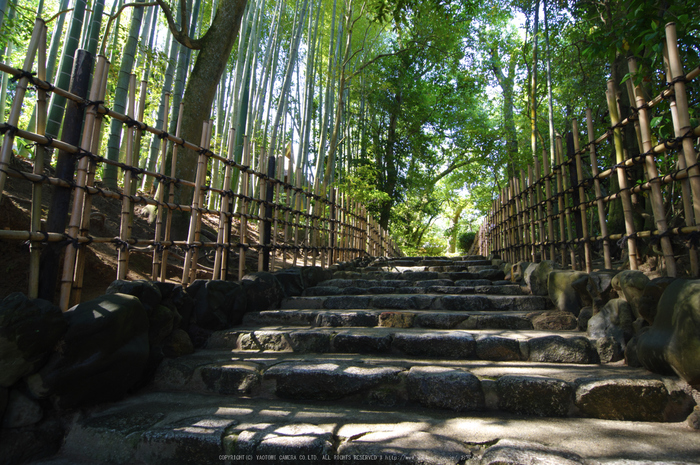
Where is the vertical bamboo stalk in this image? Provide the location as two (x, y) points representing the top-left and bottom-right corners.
(666, 22), (700, 276)
(182, 120), (212, 284)
(160, 102), (185, 282)
(533, 153), (545, 260)
(282, 153), (293, 269)
(585, 109), (612, 269)
(270, 153), (283, 271)
(628, 58), (676, 276)
(558, 135), (576, 269)
(189, 120), (214, 282)
(572, 118), (592, 272)
(28, 24), (48, 299)
(257, 150), (267, 272)
(329, 188), (337, 266)
(527, 166), (537, 262)
(606, 79), (639, 269)
(0, 18), (43, 204)
(153, 93), (171, 280)
(117, 74), (137, 280)
(554, 136), (568, 267)
(72, 55), (110, 305)
(519, 170), (531, 262)
(58, 55), (106, 310)
(293, 167), (302, 267)
(542, 148), (556, 262)
(238, 136), (251, 280)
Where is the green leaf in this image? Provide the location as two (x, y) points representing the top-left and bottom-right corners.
(650, 116), (663, 128)
(620, 72), (633, 84)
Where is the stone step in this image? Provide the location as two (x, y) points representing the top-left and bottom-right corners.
(241, 309), (577, 331)
(205, 327), (597, 363)
(331, 270), (508, 282)
(281, 293), (549, 312)
(41, 391), (700, 465)
(304, 282), (526, 296)
(150, 351), (695, 423)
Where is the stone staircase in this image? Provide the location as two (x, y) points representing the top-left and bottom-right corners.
(35, 256), (700, 465)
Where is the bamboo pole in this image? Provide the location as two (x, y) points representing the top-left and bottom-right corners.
(553, 136), (567, 267)
(238, 136), (251, 280)
(271, 150), (284, 271)
(117, 74), (137, 280)
(282, 153), (293, 269)
(527, 166), (537, 262)
(666, 22), (700, 276)
(160, 102), (184, 282)
(292, 167), (301, 267)
(533, 152), (545, 260)
(71, 55), (110, 305)
(628, 57), (676, 277)
(0, 18), (43, 204)
(558, 135), (576, 269)
(606, 79), (639, 269)
(28, 23), (48, 299)
(586, 109), (612, 269)
(59, 54), (106, 310)
(257, 148), (267, 272)
(152, 93), (171, 280)
(572, 118), (592, 272)
(542, 147), (556, 262)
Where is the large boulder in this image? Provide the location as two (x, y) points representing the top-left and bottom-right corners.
(273, 267), (306, 297)
(26, 294), (150, 409)
(106, 279), (162, 313)
(2, 389), (43, 428)
(0, 293), (67, 387)
(525, 261), (558, 296)
(570, 271), (617, 311)
(511, 261), (532, 282)
(638, 277), (676, 324)
(242, 272), (285, 312)
(186, 280), (248, 331)
(158, 283), (194, 330)
(612, 270), (650, 319)
(587, 298), (634, 363)
(637, 279), (700, 386)
(548, 270), (589, 315)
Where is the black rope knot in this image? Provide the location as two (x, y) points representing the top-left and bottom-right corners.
(113, 238), (130, 251)
(10, 70), (36, 83)
(157, 131), (170, 140)
(617, 232), (637, 249)
(686, 231), (700, 248)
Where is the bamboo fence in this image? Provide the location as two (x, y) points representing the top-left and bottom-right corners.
(0, 18), (400, 311)
(473, 23), (700, 278)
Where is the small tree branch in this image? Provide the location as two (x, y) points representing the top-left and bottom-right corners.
(155, 0), (203, 50)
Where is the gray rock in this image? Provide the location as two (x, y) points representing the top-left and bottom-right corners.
(475, 336), (522, 361)
(186, 280), (247, 331)
(577, 306), (593, 331)
(528, 336), (598, 364)
(0, 293), (67, 387)
(481, 439), (585, 465)
(234, 425), (333, 464)
(455, 279), (492, 287)
(159, 284), (194, 330)
(242, 272), (286, 312)
(511, 261), (532, 282)
(1, 389), (43, 428)
(688, 406), (700, 430)
(575, 378), (669, 421)
(497, 376), (573, 416)
(149, 304), (176, 346)
(288, 331), (331, 353)
(612, 270), (650, 319)
(638, 279), (700, 386)
(477, 268), (506, 281)
(239, 331), (291, 351)
(439, 295), (490, 312)
(316, 311), (378, 327)
(265, 363), (402, 400)
(332, 333), (392, 353)
(548, 270), (589, 315)
(526, 260), (558, 296)
(106, 279), (162, 313)
(459, 314), (533, 330)
(406, 366), (484, 411)
(324, 296), (371, 309)
(161, 329), (194, 358)
(273, 267), (306, 297)
(587, 298), (634, 363)
(638, 277), (676, 324)
(413, 313), (468, 329)
(198, 364), (261, 395)
(26, 293), (149, 408)
(0, 414), (63, 465)
(530, 311), (578, 331)
(378, 312), (415, 328)
(392, 332), (475, 358)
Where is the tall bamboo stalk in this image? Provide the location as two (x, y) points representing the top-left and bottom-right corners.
(117, 75), (138, 280)
(238, 136), (251, 280)
(585, 109), (611, 269)
(152, 93), (171, 281)
(213, 126), (236, 279)
(161, 102), (185, 282)
(572, 118), (592, 272)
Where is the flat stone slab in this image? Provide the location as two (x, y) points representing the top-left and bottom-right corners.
(45, 392), (700, 465)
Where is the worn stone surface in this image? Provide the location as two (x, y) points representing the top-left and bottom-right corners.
(333, 333), (392, 354)
(530, 311), (578, 331)
(273, 267), (306, 298)
(197, 364), (261, 395)
(413, 312), (468, 329)
(612, 270), (650, 320)
(316, 311), (378, 327)
(288, 331), (331, 353)
(548, 271), (589, 315)
(392, 332), (475, 358)
(587, 298), (634, 363)
(239, 331), (291, 351)
(234, 425), (333, 464)
(688, 406), (700, 430)
(577, 307), (593, 332)
(242, 272), (286, 312)
(481, 439), (586, 465)
(186, 280), (248, 331)
(161, 329), (195, 358)
(511, 261), (532, 282)
(266, 363), (403, 400)
(25, 293), (149, 409)
(497, 376), (574, 417)
(459, 314), (533, 330)
(106, 279), (162, 313)
(0, 293), (67, 387)
(406, 366), (484, 411)
(638, 279), (700, 386)
(526, 261), (558, 296)
(1, 389), (43, 428)
(0, 414), (64, 465)
(475, 336), (522, 361)
(159, 284), (194, 330)
(378, 312), (415, 328)
(638, 277), (676, 324)
(575, 378), (670, 421)
(528, 336), (598, 364)
(477, 268), (506, 281)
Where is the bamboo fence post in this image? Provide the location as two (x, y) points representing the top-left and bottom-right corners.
(542, 148), (556, 262)
(71, 55), (109, 305)
(502, 186), (510, 263)
(666, 22), (700, 276)
(238, 136), (251, 280)
(257, 150), (267, 272)
(514, 177), (525, 262)
(117, 74), (137, 280)
(558, 135), (576, 269)
(553, 136), (567, 267)
(519, 172), (530, 262)
(282, 154), (293, 269)
(28, 23), (48, 299)
(190, 120), (214, 282)
(628, 57), (676, 277)
(152, 93), (171, 280)
(132, 78), (147, 191)
(329, 188), (337, 266)
(182, 120), (212, 284)
(527, 166), (537, 262)
(160, 102), (185, 282)
(606, 79), (639, 269)
(271, 152), (283, 271)
(572, 118), (592, 273)
(585, 109), (612, 269)
(213, 126), (234, 280)
(292, 168), (302, 267)
(0, 18), (43, 205)
(533, 152), (545, 260)
(59, 55), (107, 310)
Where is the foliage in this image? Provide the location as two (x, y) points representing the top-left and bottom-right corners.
(457, 231), (476, 254)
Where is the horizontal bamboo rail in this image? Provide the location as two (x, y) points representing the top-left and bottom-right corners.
(0, 21), (400, 310)
(476, 23), (700, 278)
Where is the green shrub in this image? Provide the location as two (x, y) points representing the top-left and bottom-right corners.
(457, 231), (476, 254)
